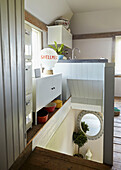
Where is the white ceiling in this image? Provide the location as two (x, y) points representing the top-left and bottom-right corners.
(66, 0), (121, 13)
(25, 0), (73, 25)
(25, 0), (121, 25)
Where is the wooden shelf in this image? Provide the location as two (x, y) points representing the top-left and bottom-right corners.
(27, 108), (58, 144)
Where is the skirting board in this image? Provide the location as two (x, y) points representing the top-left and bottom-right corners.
(32, 98), (71, 150)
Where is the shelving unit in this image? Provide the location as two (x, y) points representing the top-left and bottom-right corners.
(32, 74), (62, 125)
(48, 25), (72, 49)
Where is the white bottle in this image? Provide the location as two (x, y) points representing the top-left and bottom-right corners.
(85, 149), (92, 160)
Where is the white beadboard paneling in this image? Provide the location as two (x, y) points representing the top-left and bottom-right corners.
(32, 98), (71, 149)
(68, 79), (103, 101)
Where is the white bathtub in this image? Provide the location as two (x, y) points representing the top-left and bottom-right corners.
(32, 98), (103, 164)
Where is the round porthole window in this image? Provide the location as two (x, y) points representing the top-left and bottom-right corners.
(77, 110), (103, 140)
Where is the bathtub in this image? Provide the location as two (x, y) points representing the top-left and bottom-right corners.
(32, 98), (103, 164)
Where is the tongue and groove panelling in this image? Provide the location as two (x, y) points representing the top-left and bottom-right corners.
(0, 0), (25, 169)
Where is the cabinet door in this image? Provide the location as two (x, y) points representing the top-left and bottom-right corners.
(36, 77), (52, 111)
(25, 24), (32, 60)
(51, 74), (62, 99)
(25, 62), (32, 95)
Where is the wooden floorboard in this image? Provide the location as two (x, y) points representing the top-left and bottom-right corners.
(114, 137), (121, 145)
(112, 98), (121, 169)
(113, 152), (121, 163)
(112, 161), (121, 169)
(114, 122), (121, 128)
(20, 147), (111, 170)
(113, 144), (121, 153)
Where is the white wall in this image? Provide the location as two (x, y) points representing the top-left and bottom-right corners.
(73, 38), (112, 62)
(70, 10), (117, 62)
(70, 9), (121, 62)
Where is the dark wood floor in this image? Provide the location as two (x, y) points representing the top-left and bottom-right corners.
(112, 97), (121, 169)
(20, 147), (110, 170)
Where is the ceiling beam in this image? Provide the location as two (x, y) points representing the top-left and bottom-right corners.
(25, 10), (48, 32)
(73, 32), (121, 39)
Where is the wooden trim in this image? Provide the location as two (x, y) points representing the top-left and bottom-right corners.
(73, 32), (121, 40)
(111, 36), (116, 63)
(25, 10), (47, 32)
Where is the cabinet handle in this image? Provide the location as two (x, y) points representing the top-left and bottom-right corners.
(25, 68), (28, 71)
(51, 87), (55, 90)
(26, 101), (30, 106)
(25, 30), (30, 35)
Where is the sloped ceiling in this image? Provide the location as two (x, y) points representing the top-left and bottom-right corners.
(25, 0), (121, 26)
(25, 0), (73, 25)
(66, 0), (121, 13)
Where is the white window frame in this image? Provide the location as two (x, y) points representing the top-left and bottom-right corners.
(115, 36), (121, 75)
(25, 21), (43, 77)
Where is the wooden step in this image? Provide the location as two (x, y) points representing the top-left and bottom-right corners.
(20, 147), (111, 170)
